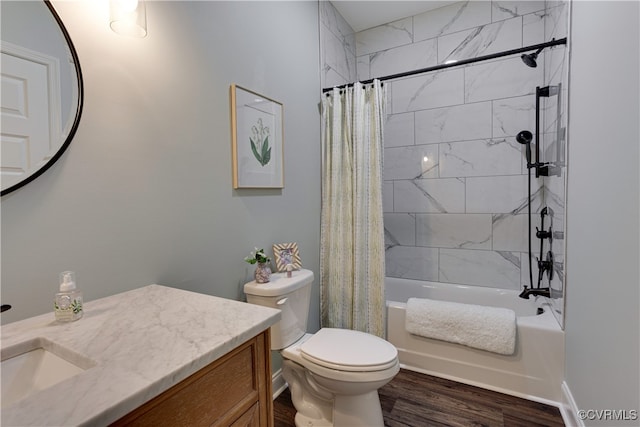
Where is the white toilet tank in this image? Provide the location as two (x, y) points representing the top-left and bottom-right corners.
(244, 269), (313, 350)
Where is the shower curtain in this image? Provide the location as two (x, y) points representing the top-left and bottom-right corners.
(320, 80), (386, 338)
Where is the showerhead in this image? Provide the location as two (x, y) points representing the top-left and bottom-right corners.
(521, 46), (545, 68)
(516, 130), (533, 164)
(516, 130), (533, 145)
(521, 39), (560, 68)
(521, 52), (539, 68)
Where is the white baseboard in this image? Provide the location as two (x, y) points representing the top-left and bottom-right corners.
(272, 368), (288, 400)
(560, 381), (583, 427)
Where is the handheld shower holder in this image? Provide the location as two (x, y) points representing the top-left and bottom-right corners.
(537, 163), (562, 177)
(536, 226), (552, 242)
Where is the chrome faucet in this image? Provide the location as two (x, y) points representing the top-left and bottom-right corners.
(518, 287), (550, 299)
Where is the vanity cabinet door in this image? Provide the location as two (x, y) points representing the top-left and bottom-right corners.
(230, 402), (260, 427)
(112, 330), (272, 427)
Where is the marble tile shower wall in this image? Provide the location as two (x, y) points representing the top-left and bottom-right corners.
(319, 1), (356, 89)
(351, 1), (569, 291)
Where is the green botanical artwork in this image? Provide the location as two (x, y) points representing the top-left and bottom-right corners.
(249, 118), (271, 166)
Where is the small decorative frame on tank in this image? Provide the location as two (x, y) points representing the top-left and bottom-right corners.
(273, 242), (301, 272)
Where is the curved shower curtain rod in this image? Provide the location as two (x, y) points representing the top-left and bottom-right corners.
(322, 37), (567, 94)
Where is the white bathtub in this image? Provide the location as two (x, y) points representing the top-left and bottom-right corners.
(386, 277), (565, 405)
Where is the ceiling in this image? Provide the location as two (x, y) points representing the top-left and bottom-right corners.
(330, 1), (458, 32)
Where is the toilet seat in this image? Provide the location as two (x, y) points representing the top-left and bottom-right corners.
(299, 328), (398, 372)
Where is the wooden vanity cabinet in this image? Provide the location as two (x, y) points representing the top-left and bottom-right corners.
(112, 330), (273, 427)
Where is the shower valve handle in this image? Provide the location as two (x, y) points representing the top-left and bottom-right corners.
(537, 252), (555, 281)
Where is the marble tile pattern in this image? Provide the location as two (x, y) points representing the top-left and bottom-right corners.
(320, 1), (356, 88)
(356, 16), (413, 56)
(437, 16), (523, 64)
(351, 0), (569, 294)
(369, 39), (438, 81)
(0, 285), (281, 426)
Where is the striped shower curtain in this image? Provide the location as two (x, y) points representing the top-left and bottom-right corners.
(320, 80), (386, 338)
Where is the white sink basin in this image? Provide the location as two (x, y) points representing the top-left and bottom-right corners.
(1, 338), (94, 408)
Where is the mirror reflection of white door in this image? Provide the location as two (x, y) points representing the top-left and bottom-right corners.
(1, 42), (61, 189)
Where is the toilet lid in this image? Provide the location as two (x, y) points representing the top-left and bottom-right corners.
(299, 328), (398, 372)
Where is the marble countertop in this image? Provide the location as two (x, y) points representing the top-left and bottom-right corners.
(1, 284), (281, 426)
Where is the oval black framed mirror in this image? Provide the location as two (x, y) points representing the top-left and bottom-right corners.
(1, 0), (83, 196)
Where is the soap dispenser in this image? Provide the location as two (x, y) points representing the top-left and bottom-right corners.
(54, 271), (83, 322)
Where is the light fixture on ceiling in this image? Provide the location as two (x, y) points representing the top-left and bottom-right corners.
(110, 0), (147, 38)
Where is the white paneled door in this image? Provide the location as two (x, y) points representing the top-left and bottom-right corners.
(1, 47), (59, 189)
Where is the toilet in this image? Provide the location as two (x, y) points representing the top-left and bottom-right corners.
(244, 269), (399, 427)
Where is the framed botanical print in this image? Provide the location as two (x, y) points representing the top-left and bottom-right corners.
(230, 84), (284, 188)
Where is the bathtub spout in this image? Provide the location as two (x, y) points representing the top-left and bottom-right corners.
(518, 287), (551, 299)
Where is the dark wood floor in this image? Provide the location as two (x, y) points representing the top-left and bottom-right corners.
(274, 369), (565, 427)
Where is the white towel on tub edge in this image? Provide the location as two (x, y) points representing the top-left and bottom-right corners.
(405, 297), (517, 355)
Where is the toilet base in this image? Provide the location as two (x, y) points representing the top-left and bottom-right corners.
(283, 359), (389, 427)
(294, 412), (332, 427)
(333, 391), (385, 426)
(291, 390), (385, 427)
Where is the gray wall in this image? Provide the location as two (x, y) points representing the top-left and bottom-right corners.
(1, 0), (322, 340)
(565, 1), (639, 424)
